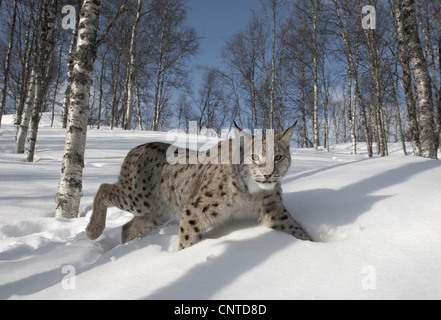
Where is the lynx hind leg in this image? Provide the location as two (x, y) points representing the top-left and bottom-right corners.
(86, 183), (120, 240)
(121, 215), (168, 244)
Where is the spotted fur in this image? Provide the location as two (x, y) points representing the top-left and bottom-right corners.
(86, 122), (311, 249)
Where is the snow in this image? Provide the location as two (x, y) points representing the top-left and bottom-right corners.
(1, 114), (441, 300)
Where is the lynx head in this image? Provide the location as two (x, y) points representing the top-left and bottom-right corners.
(234, 122), (297, 193)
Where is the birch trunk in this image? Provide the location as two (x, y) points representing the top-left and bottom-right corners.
(27, 0), (57, 162)
(0, 0), (17, 128)
(15, 7), (35, 126)
(135, 81), (143, 130)
(359, 0), (386, 157)
(110, 46), (122, 129)
(402, 0), (437, 159)
(311, 0), (319, 150)
(333, 0), (372, 157)
(391, 70), (408, 156)
(55, 0), (102, 218)
(323, 79), (329, 152)
(269, 1), (276, 130)
(152, 53), (163, 131)
(61, 0), (81, 129)
(97, 50), (106, 129)
(438, 14), (441, 152)
(51, 37), (65, 127)
(347, 56), (357, 154)
(123, 0), (142, 130)
(393, 0), (421, 156)
(251, 64), (258, 130)
(152, 7), (168, 131)
(15, 69), (36, 154)
(353, 39), (373, 157)
(300, 67), (309, 148)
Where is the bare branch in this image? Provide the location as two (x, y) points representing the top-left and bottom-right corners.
(96, 4), (126, 48)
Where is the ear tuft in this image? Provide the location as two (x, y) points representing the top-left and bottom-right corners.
(233, 120), (252, 140)
(275, 121), (297, 148)
(233, 120), (242, 131)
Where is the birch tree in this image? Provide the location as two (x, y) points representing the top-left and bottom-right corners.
(436, 4), (441, 153)
(333, 0), (373, 157)
(55, 0), (125, 218)
(61, 0), (81, 129)
(0, 0), (18, 128)
(391, 0), (421, 156)
(150, 0), (199, 131)
(259, 0), (286, 130)
(310, 0), (320, 150)
(27, 0), (58, 162)
(55, 0), (103, 218)
(123, 0), (142, 130)
(222, 14), (263, 129)
(401, 0), (438, 159)
(268, 0), (278, 130)
(15, 69), (36, 154)
(14, 0), (39, 127)
(15, 1), (52, 155)
(359, 0), (387, 157)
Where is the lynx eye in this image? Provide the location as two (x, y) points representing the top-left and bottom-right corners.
(250, 154), (260, 162)
(274, 154), (283, 161)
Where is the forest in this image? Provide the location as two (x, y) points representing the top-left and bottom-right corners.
(1, 0), (441, 299)
(0, 0), (440, 160)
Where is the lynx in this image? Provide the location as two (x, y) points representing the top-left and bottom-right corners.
(86, 122), (311, 249)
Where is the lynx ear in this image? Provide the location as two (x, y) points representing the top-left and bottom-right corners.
(275, 121), (297, 148)
(233, 120), (242, 137)
(233, 121), (252, 140)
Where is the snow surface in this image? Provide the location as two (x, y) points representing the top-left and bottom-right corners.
(1, 115), (441, 300)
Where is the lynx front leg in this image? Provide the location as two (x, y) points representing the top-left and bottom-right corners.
(260, 204), (312, 241)
(178, 209), (208, 250)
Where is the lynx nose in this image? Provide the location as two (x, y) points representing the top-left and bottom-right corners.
(264, 174), (272, 180)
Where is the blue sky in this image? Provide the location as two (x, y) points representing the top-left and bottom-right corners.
(187, 0), (259, 85)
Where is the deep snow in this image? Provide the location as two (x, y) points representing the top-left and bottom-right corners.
(1, 115), (441, 300)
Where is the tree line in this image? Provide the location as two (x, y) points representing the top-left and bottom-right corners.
(0, 0), (199, 148)
(216, 0), (440, 159)
(1, 0), (440, 159)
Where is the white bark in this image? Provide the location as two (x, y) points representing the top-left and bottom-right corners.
(311, 0), (319, 150)
(333, 0), (373, 157)
(347, 57), (357, 155)
(124, 0), (142, 130)
(402, 0), (438, 159)
(152, 7), (167, 132)
(27, 0), (57, 162)
(55, 0), (102, 218)
(15, 4), (35, 126)
(15, 69), (36, 154)
(0, 0), (17, 128)
(393, 0), (421, 156)
(61, 0), (81, 129)
(269, 0), (276, 130)
(360, 0), (386, 157)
